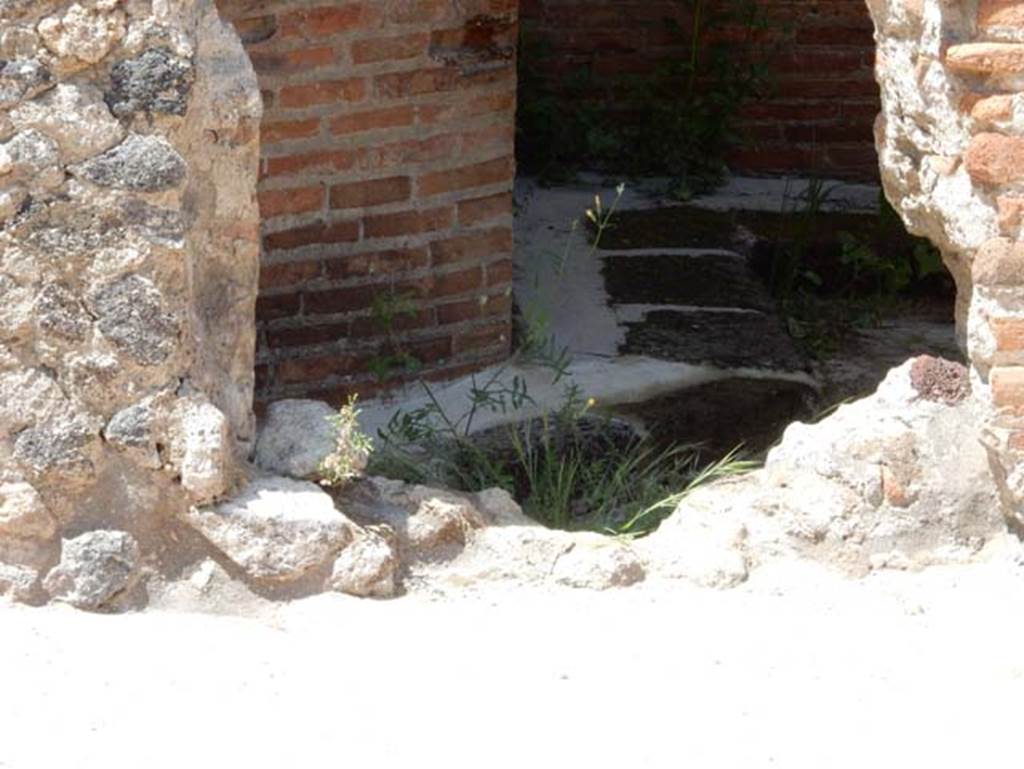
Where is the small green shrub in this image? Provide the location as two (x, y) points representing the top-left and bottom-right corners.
(627, 0), (775, 198)
(767, 186), (955, 359)
(506, 411), (711, 534)
(515, 0), (777, 194)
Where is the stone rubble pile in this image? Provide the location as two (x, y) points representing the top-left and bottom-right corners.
(641, 358), (1008, 588)
(184, 358), (1014, 602)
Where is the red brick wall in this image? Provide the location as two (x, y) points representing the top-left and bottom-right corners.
(519, 0), (880, 180)
(216, 0), (517, 406)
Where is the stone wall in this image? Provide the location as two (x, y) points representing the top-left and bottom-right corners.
(869, 0), (1024, 526)
(0, 0), (262, 605)
(214, 0), (517, 406)
(519, 0), (880, 180)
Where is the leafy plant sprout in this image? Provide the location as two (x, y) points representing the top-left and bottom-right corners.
(319, 395), (374, 488)
(766, 180), (953, 361)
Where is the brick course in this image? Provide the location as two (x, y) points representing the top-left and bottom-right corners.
(216, 0), (517, 405)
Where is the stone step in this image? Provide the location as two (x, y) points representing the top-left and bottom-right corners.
(620, 309), (809, 373)
(601, 252), (775, 313)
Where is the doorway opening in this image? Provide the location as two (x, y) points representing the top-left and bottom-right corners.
(488, 0), (958, 531)
(218, 0), (959, 535)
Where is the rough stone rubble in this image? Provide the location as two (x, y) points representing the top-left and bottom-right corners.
(641, 358), (1009, 588)
(148, 354), (1015, 605)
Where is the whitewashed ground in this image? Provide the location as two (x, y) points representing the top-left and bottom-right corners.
(3, 555), (1024, 768)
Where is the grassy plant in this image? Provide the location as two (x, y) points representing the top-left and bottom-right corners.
(769, 177), (843, 300)
(374, 400), (752, 537)
(320, 395), (374, 488)
(617, 448), (759, 536)
(508, 417), (582, 530)
(509, 417), (709, 534)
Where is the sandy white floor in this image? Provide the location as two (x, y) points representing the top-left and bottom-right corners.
(4, 556), (1024, 769)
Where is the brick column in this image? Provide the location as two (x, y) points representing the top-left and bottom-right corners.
(216, 0), (518, 405)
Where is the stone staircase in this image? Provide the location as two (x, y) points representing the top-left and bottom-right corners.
(509, 177), (835, 457)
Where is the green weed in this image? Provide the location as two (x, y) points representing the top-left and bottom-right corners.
(320, 395), (375, 488)
(365, 290), (422, 384)
(617, 448), (759, 536)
